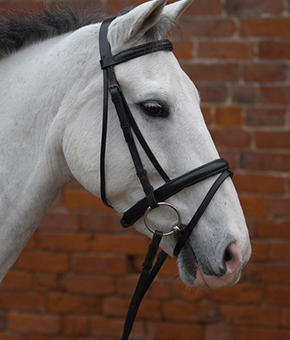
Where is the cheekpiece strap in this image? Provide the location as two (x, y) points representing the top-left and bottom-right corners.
(99, 18), (173, 210)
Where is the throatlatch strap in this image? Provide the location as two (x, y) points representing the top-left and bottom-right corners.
(121, 231), (167, 340)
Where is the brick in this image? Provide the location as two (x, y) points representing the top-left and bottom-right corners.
(256, 219), (290, 239)
(16, 251), (68, 272)
(118, 277), (172, 300)
(282, 308), (290, 326)
(245, 108), (286, 127)
(259, 41), (290, 59)
(47, 293), (101, 314)
(270, 198), (290, 217)
(22, 335), (71, 340)
(241, 18), (290, 37)
(71, 253), (127, 274)
(79, 212), (121, 233)
(260, 86), (290, 105)
(207, 283), (265, 304)
(34, 273), (61, 292)
(107, 0), (125, 14)
(0, 271), (31, 291)
(244, 263), (290, 284)
(267, 285), (290, 306)
(62, 316), (89, 336)
(182, 63), (239, 82)
(181, 18), (235, 38)
(7, 313), (61, 335)
(242, 64), (286, 82)
(251, 241), (268, 261)
(24, 234), (36, 250)
(219, 150), (237, 169)
(38, 232), (90, 251)
(240, 151), (290, 171)
(0, 334), (21, 340)
(133, 256), (178, 277)
(174, 281), (205, 302)
(233, 173), (285, 194)
(93, 234), (149, 255)
(161, 302), (218, 322)
(196, 83), (228, 103)
(235, 327), (290, 340)
(184, 0), (223, 15)
(148, 321), (203, 340)
(232, 85), (259, 104)
(221, 305), (279, 326)
(226, 0), (284, 16)
(205, 325), (232, 340)
(0, 1), (44, 13)
(239, 196), (268, 217)
(0, 292), (45, 312)
(215, 106), (243, 127)
(38, 212), (79, 231)
(63, 190), (111, 211)
(246, 217), (258, 237)
(256, 131), (290, 149)
(173, 40), (194, 59)
(210, 129), (251, 147)
(62, 274), (115, 295)
(0, 312), (3, 329)
(103, 297), (161, 319)
(199, 41), (253, 59)
(201, 106), (212, 125)
(270, 242), (290, 260)
(91, 316), (144, 338)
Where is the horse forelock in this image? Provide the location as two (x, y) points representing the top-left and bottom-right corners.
(0, 4), (178, 59)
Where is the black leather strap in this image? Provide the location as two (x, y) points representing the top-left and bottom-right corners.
(98, 17), (236, 340)
(101, 39), (173, 69)
(99, 18), (116, 207)
(174, 169), (233, 257)
(121, 158), (231, 227)
(121, 231), (167, 340)
(99, 18), (172, 209)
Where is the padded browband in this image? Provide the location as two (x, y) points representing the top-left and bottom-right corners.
(100, 39), (173, 69)
(121, 158), (231, 228)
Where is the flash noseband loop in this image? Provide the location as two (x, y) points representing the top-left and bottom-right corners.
(144, 202), (181, 236)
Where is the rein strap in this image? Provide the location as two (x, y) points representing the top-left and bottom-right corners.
(98, 18), (234, 340)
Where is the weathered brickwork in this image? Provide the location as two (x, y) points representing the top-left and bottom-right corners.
(0, 0), (289, 339)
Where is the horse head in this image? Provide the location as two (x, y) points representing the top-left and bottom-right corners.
(62, 0), (251, 289)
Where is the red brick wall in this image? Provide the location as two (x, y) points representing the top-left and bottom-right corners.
(1, 0), (290, 339)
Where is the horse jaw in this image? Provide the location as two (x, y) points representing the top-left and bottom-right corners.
(87, 0), (252, 290)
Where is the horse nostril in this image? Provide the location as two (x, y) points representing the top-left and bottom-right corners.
(223, 247), (233, 263)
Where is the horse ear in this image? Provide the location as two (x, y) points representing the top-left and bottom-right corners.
(162, 0), (193, 22)
(107, 0), (167, 52)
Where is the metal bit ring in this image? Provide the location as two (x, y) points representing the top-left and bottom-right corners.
(144, 202), (182, 236)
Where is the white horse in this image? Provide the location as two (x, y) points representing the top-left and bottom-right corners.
(0, 0), (251, 289)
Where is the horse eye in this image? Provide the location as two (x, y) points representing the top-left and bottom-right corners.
(141, 101), (167, 117)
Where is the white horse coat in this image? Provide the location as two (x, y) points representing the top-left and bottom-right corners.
(0, 0), (251, 289)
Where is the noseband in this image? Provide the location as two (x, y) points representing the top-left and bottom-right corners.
(99, 18), (233, 340)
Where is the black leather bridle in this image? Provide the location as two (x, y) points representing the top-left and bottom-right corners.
(99, 18), (233, 340)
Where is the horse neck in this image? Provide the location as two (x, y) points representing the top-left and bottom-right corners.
(0, 24), (102, 281)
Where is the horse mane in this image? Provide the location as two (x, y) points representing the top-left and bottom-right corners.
(0, 5), (175, 59)
(0, 6), (104, 58)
